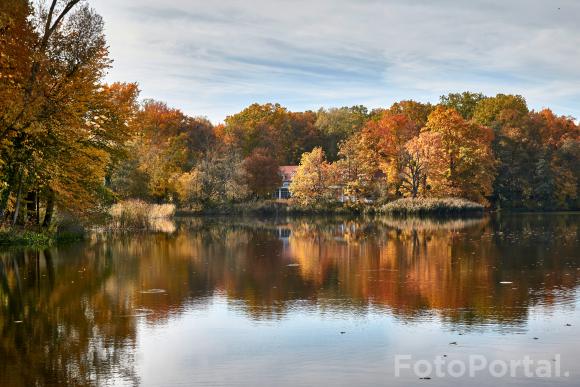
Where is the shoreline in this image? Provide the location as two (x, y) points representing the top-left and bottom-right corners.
(2, 200), (578, 247)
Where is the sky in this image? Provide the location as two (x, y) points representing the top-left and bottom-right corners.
(92, 0), (580, 123)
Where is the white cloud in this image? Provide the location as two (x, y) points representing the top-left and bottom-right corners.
(93, 0), (580, 122)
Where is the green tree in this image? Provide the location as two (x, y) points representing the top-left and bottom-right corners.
(315, 106), (369, 160)
(440, 92), (487, 119)
(472, 94), (528, 127)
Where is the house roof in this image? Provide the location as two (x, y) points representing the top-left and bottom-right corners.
(279, 165), (298, 181)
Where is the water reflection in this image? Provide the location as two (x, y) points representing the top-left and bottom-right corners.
(1, 214), (579, 386)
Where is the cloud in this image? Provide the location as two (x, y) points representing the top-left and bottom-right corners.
(93, 0), (580, 122)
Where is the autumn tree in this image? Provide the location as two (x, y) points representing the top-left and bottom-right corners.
(221, 103), (289, 160)
(175, 150), (249, 206)
(289, 147), (336, 205)
(44, 82), (139, 219)
(334, 134), (380, 201)
(420, 106), (496, 204)
(0, 1), (139, 225)
(399, 132), (442, 198)
(362, 108), (423, 196)
(285, 111), (322, 164)
(242, 148), (282, 198)
(220, 103), (322, 165)
(384, 100), (434, 128)
(472, 94), (528, 127)
(110, 100), (215, 202)
(398, 146), (425, 198)
(528, 109), (579, 209)
(470, 94), (533, 208)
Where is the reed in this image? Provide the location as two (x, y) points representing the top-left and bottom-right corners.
(109, 200), (176, 229)
(380, 197), (485, 215)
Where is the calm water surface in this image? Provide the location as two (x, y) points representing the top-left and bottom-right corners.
(1, 214), (579, 386)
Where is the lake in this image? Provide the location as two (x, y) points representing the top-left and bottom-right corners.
(1, 213), (579, 386)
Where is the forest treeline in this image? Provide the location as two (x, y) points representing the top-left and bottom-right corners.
(1, 1), (579, 230)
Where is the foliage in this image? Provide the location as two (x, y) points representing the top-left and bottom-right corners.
(0, 229), (54, 246)
(109, 100), (215, 202)
(220, 103), (320, 165)
(289, 147), (337, 205)
(362, 109), (422, 196)
(400, 131), (442, 198)
(440, 92), (487, 119)
(0, 1), (139, 226)
(335, 133), (380, 201)
(174, 150), (249, 206)
(242, 148), (282, 198)
(471, 94), (578, 209)
(385, 100), (434, 126)
(420, 106), (496, 204)
(315, 106), (369, 160)
(472, 94), (529, 127)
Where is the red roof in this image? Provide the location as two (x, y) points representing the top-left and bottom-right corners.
(279, 166), (298, 182)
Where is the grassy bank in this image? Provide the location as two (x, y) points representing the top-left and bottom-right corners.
(177, 198), (487, 216)
(0, 228), (85, 247)
(380, 197), (485, 215)
(0, 198), (485, 246)
(176, 200), (367, 216)
(0, 199), (176, 247)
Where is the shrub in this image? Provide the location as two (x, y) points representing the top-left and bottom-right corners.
(0, 229), (54, 246)
(380, 197), (484, 215)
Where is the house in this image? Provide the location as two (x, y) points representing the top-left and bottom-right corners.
(274, 166), (298, 199)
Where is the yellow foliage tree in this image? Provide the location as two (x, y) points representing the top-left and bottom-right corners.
(289, 147), (336, 205)
(335, 134), (380, 201)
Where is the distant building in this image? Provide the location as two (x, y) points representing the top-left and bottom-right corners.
(275, 166), (298, 199)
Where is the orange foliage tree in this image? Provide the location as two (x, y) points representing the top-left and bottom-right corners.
(419, 106), (496, 204)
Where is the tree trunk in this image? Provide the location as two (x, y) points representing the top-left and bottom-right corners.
(25, 191), (38, 225)
(0, 166), (16, 222)
(12, 172), (24, 227)
(0, 188), (11, 223)
(42, 189), (55, 228)
(36, 190), (40, 225)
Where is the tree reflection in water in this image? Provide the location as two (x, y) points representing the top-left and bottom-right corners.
(0, 213), (579, 385)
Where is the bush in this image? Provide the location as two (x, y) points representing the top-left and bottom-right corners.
(109, 200), (176, 229)
(380, 197), (484, 215)
(0, 229), (54, 246)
